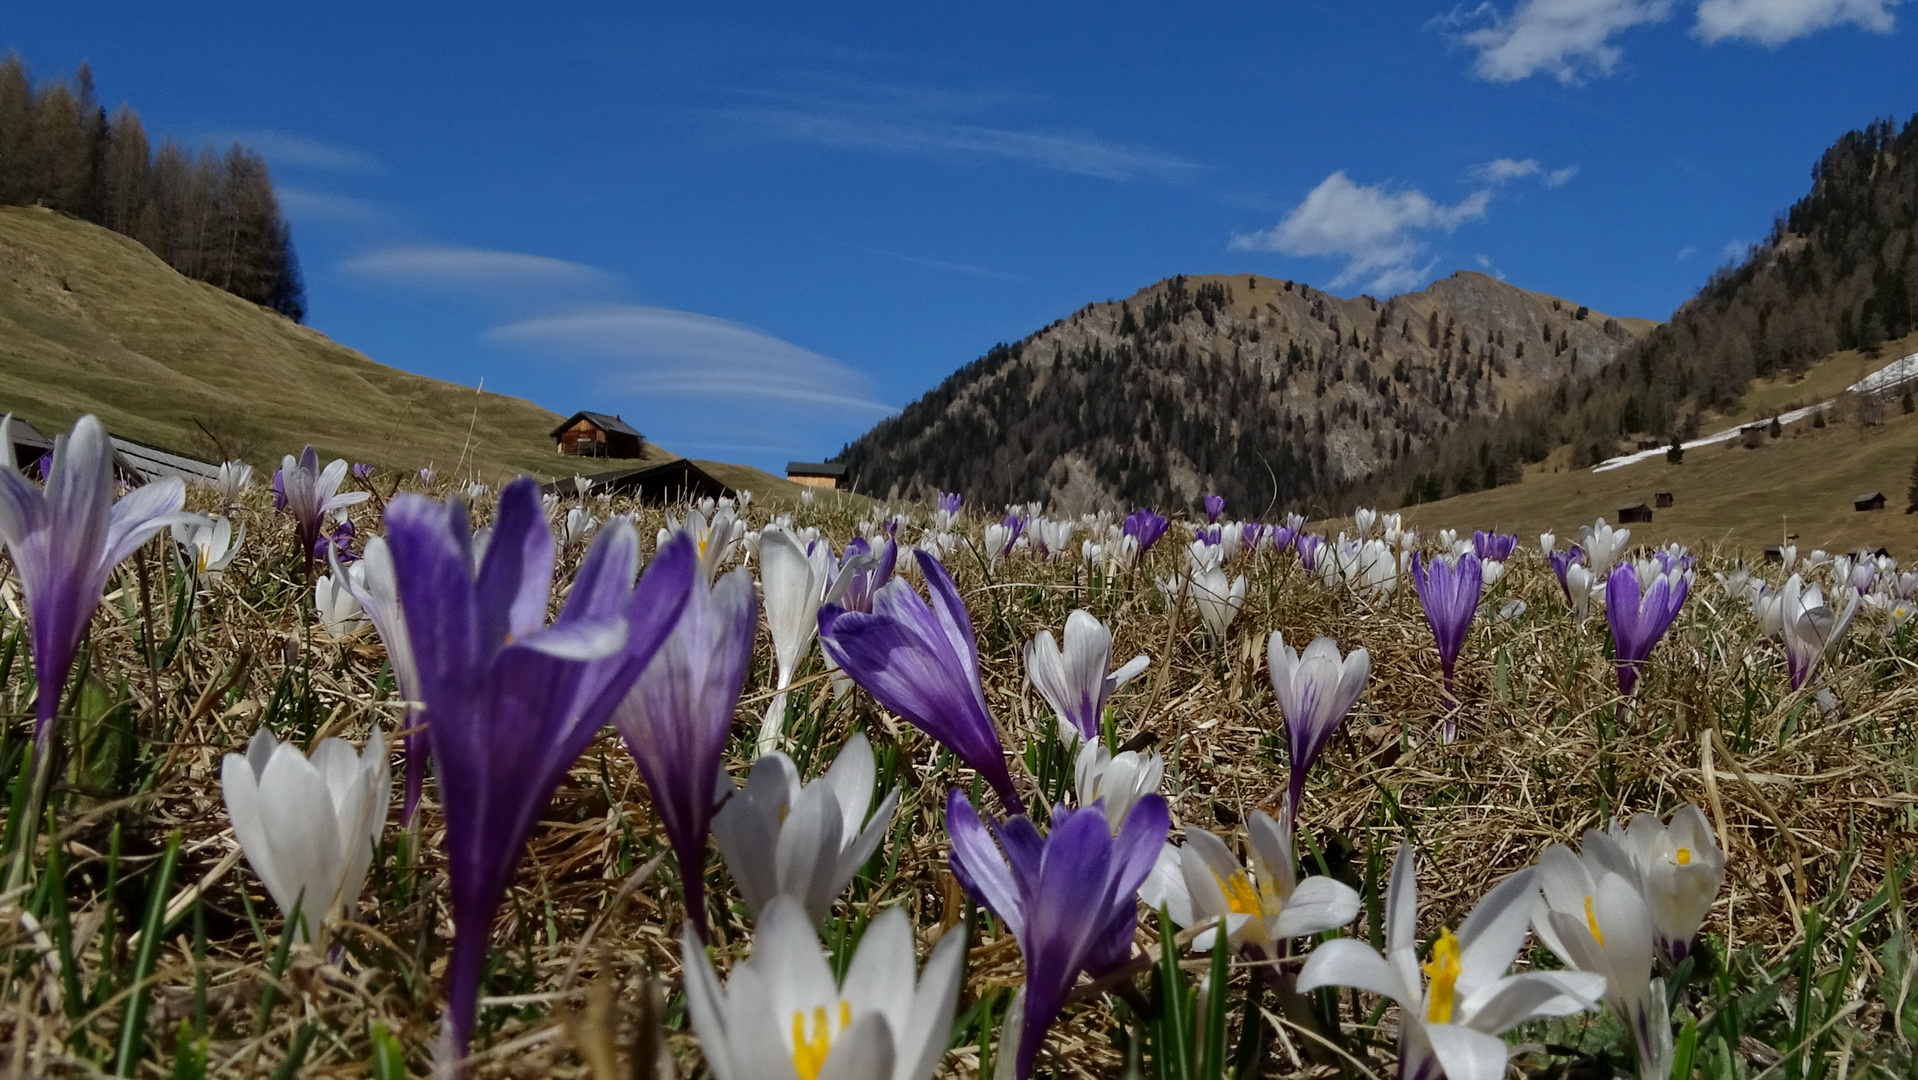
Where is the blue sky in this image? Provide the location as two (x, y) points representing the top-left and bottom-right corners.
(9, 1), (1916, 472)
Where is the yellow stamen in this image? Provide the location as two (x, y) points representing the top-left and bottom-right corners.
(1212, 869), (1262, 916)
(791, 1002), (847, 1080)
(1422, 929), (1461, 1025)
(1584, 896), (1606, 948)
(1676, 846), (1692, 866)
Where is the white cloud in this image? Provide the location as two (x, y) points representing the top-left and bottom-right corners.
(1719, 237), (1757, 263)
(340, 245), (610, 290)
(834, 240), (1032, 283)
(486, 304), (894, 415)
(207, 130), (381, 173)
(277, 186), (388, 223)
(1676, 244), (1701, 261)
(1694, 0), (1898, 45)
(1441, 0), (1675, 83)
(1229, 171), (1491, 294)
(1546, 165), (1580, 186)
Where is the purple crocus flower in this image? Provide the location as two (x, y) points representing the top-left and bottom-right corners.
(313, 518), (359, 564)
(1203, 494), (1225, 523)
(998, 512), (1028, 556)
(30, 453), (51, 482)
(1411, 551), (1482, 742)
(1294, 532), (1324, 572)
(1268, 633), (1369, 825)
(351, 462), (373, 481)
(1606, 560), (1690, 701)
(612, 566), (756, 942)
(1122, 509), (1170, 554)
(386, 479), (695, 1064)
(1271, 525), (1297, 554)
(831, 536), (898, 613)
(0, 415), (187, 749)
(281, 446), (370, 574)
(271, 467), (287, 512)
(1472, 530), (1518, 563)
(946, 788), (1168, 1080)
(1548, 544), (1585, 600)
(939, 491), (963, 515)
(819, 550), (1023, 810)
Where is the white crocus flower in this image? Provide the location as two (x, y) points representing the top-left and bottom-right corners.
(222, 727), (390, 943)
(800, 487), (815, 507)
(214, 461), (254, 506)
(1037, 517), (1074, 559)
(1073, 739), (1163, 832)
(1587, 805), (1725, 967)
(1539, 531), (1556, 558)
(1579, 518), (1630, 578)
(561, 506), (599, 548)
(1778, 544), (1798, 572)
(1216, 521), (1245, 562)
(1138, 812), (1360, 962)
(314, 566), (369, 638)
(1298, 844), (1605, 1080)
(1777, 574), (1859, 690)
(1024, 609), (1149, 746)
(983, 522), (1014, 566)
(1479, 559), (1505, 588)
(1533, 844), (1670, 1080)
(1566, 563), (1602, 620)
(660, 505), (747, 580)
(1191, 563), (1247, 640)
(463, 481), (489, 503)
(756, 528), (840, 754)
(1864, 591), (1917, 631)
(713, 734), (900, 927)
(172, 515), (243, 582)
(683, 896), (963, 1080)
(1353, 507), (1378, 539)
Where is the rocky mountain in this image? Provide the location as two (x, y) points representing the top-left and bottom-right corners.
(837, 270), (1655, 514)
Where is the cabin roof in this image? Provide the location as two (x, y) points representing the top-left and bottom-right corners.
(550, 411), (643, 439)
(785, 461), (847, 477)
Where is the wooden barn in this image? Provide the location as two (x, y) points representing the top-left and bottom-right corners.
(551, 411), (644, 459)
(785, 461), (848, 490)
(1855, 491), (1887, 512)
(1618, 502), (1654, 524)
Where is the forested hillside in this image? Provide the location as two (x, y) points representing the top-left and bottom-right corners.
(1372, 113), (1918, 503)
(837, 271), (1651, 514)
(0, 54), (304, 319)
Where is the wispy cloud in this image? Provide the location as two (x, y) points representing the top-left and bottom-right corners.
(1675, 244), (1701, 262)
(340, 245), (611, 290)
(1469, 157), (1579, 186)
(1719, 237), (1757, 264)
(1434, 0), (1675, 83)
(486, 304), (894, 415)
(834, 240), (1031, 283)
(1694, 0), (1898, 45)
(277, 186), (388, 223)
(207, 130), (381, 173)
(704, 82), (1203, 183)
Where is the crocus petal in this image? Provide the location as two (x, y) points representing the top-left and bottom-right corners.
(1423, 1023), (1513, 1080)
(1296, 938), (1414, 1007)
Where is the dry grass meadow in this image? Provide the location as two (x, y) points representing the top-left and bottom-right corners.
(0, 467), (1913, 1079)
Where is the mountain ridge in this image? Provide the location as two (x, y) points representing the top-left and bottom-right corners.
(838, 269), (1655, 514)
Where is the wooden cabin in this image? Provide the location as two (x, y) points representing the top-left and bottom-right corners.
(551, 412), (644, 459)
(1740, 425), (1767, 449)
(1855, 491), (1887, 512)
(1618, 503), (1654, 524)
(1655, 492), (1674, 508)
(786, 461), (848, 490)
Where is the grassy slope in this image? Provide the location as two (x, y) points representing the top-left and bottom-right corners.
(0, 205), (809, 500)
(1397, 332), (1918, 556)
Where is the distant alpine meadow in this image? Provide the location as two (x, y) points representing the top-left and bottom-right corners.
(0, 413), (1913, 1080)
